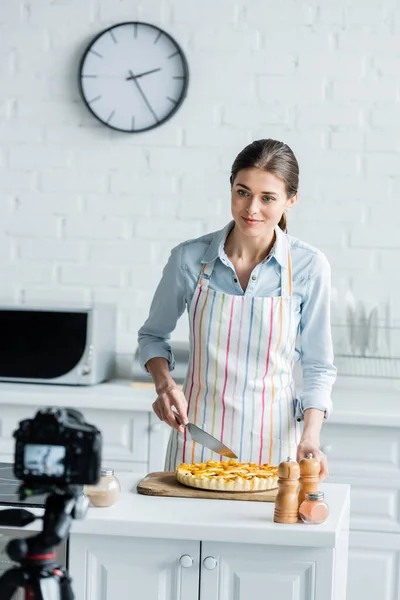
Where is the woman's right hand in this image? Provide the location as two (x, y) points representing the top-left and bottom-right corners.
(152, 384), (188, 433)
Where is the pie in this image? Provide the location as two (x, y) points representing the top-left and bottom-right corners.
(176, 460), (278, 492)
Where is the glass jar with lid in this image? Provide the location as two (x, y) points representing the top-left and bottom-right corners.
(299, 491), (329, 525)
(84, 467), (121, 507)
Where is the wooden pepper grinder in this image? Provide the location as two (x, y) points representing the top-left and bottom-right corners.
(298, 452), (320, 506)
(273, 457), (300, 524)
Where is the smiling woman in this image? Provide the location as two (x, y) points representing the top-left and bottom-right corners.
(138, 139), (336, 478)
(229, 139), (299, 235)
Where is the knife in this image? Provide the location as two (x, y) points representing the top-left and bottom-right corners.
(174, 411), (238, 459)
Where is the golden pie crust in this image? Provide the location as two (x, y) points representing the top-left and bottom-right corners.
(176, 460), (278, 492)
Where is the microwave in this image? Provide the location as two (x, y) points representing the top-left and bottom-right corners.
(0, 304), (116, 386)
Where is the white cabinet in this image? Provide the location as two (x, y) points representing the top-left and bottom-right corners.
(0, 403), (170, 475)
(347, 531), (400, 600)
(199, 542), (333, 600)
(69, 535), (342, 600)
(321, 420), (400, 600)
(68, 535), (200, 600)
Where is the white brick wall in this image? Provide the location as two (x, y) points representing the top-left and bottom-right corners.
(0, 0), (399, 354)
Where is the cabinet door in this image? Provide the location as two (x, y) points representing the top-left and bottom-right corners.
(320, 423), (400, 480)
(0, 405), (150, 472)
(347, 531), (400, 600)
(200, 542), (334, 600)
(69, 534), (200, 600)
(81, 409), (150, 472)
(148, 412), (171, 472)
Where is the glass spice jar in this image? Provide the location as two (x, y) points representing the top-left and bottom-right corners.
(84, 467), (121, 508)
(299, 491), (329, 525)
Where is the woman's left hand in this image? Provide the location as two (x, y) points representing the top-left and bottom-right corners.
(296, 440), (329, 481)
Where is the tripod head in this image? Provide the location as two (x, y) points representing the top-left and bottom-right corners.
(0, 483), (89, 600)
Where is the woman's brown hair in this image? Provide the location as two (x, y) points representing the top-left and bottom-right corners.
(230, 139), (299, 232)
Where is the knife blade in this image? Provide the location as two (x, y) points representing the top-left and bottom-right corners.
(173, 410), (238, 459)
(186, 422), (238, 459)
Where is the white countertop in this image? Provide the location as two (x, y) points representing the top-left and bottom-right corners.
(0, 379), (155, 411)
(0, 473), (350, 548)
(1, 377), (399, 427)
(69, 473), (350, 548)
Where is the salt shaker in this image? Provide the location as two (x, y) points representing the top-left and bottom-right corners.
(273, 457), (300, 524)
(84, 467), (121, 507)
(298, 452), (320, 506)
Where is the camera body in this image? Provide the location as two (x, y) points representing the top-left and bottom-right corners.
(14, 407), (102, 487)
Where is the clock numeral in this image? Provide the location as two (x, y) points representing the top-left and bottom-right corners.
(167, 50), (179, 59)
(133, 23), (138, 38)
(173, 75), (185, 79)
(109, 30), (118, 44)
(166, 96), (178, 105)
(107, 110), (115, 124)
(89, 95), (102, 104)
(131, 116), (135, 131)
(154, 31), (163, 44)
(89, 49), (103, 59)
(82, 74), (98, 78)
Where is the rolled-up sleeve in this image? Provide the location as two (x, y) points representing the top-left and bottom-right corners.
(137, 244), (186, 373)
(295, 251), (337, 421)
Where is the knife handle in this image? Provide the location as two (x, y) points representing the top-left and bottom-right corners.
(171, 407), (188, 428)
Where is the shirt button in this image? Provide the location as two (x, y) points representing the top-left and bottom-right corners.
(251, 275), (257, 281)
(233, 278), (238, 283)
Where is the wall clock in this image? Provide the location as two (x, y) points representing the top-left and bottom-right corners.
(79, 22), (189, 133)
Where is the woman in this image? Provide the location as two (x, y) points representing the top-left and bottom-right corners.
(138, 139), (336, 479)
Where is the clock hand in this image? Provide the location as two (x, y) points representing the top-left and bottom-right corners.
(128, 70), (159, 123)
(126, 68), (161, 80)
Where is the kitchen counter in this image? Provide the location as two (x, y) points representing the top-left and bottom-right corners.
(69, 473), (350, 547)
(0, 473), (350, 600)
(0, 379), (155, 412)
(1, 376), (400, 427)
(0, 473), (350, 547)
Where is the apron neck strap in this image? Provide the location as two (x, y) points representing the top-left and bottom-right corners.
(281, 249), (293, 297)
(199, 262), (214, 288)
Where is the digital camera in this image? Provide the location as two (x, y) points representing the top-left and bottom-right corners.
(13, 407), (102, 486)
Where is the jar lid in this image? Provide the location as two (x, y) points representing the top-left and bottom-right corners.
(306, 491), (324, 501)
(101, 467), (115, 477)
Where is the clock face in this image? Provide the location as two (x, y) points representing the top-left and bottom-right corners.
(79, 22), (189, 133)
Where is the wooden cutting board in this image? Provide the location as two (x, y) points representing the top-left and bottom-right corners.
(137, 472), (278, 502)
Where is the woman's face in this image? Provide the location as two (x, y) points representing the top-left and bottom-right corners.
(231, 168), (298, 237)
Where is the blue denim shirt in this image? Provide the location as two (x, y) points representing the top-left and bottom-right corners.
(138, 221), (336, 421)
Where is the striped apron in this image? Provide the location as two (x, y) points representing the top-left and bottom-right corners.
(164, 243), (300, 471)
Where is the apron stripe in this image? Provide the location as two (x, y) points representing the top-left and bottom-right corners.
(230, 297), (245, 451)
(288, 251), (293, 295)
(211, 294), (226, 436)
(182, 284), (203, 463)
(219, 296), (235, 459)
(277, 296), (292, 463)
(259, 299), (274, 464)
(200, 291), (216, 463)
(240, 297), (255, 460)
(268, 297), (283, 464)
(284, 301), (293, 460)
(250, 300), (264, 462)
(191, 288), (210, 463)
(290, 354), (298, 447)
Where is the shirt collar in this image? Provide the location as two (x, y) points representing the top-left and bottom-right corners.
(201, 220), (289, 268)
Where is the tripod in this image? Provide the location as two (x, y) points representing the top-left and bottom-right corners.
(0, 484), (88, 600)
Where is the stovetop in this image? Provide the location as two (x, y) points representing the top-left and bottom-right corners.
(0, 463), (47, 507)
